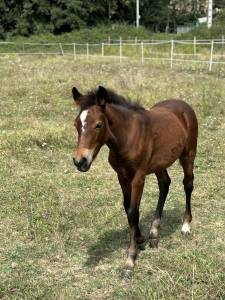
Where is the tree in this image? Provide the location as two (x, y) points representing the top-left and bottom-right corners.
(0, 0), (88, 36)
(140, 0), (171, 32)
(51, 0), (86, 34)
(1, 0), (223, 37)
(0, 0), (23, 37)
(214, 0), (225, 8)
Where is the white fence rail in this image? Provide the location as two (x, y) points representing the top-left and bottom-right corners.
(1, 38), (225, 71)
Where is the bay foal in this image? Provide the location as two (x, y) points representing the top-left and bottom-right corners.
(72, 86), (198, 274)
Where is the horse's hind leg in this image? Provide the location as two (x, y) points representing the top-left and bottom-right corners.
(149, 170), (171, 247)
(180, 151), (196, 234)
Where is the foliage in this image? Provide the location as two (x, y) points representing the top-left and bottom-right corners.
(214, 7), (225, 25)
(180, 8), (225, 39)
(1, 0), (221, 38)
(141, 0), (171, 32)
(0, 0), (88, 37)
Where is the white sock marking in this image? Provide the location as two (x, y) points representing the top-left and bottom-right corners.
(182, 222), (191, 234)
(150, 226), (158, 237)
(80, 109), (88, 133)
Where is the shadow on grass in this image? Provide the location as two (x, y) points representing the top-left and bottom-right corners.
(84, 207), (182, 267)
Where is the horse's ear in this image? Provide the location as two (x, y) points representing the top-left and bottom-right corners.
(97, 86), (109, 107)
(72, 87), (82, 106)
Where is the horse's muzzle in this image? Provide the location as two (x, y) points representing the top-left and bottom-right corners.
(73, 157), (90, 172)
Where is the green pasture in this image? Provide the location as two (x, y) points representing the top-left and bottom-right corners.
(0, 56), (225, 299)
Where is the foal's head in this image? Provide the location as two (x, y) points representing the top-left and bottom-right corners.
(72, 86), (110, 172)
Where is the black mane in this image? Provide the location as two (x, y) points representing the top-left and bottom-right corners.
(80, 88), (145, 111)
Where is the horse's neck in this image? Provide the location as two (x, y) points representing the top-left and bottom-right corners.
(105, 104), (134, 152)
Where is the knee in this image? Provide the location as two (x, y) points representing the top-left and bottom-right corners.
(127, 207), (139, 225)
(159, 176), (171, 191)
(183, 175), (194, 192)
(166, 176), (171, 188)
(123, 196), (130, 213)
(184, 185), (193, 194)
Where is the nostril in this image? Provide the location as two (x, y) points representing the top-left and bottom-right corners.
(73, 158), (78, 167)
(73, 157), (88, 168)
(80, 157), (87, 165)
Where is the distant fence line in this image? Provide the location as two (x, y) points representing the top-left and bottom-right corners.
(1, 37), (225, 71)
(102, 36), (225, 43)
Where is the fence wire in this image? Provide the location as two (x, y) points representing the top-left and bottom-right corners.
(0, 38), (225, 71)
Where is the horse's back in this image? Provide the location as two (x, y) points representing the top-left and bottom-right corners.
(152, 99), (197, 124)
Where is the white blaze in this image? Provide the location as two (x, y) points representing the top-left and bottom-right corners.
(80, 109), (88, 133)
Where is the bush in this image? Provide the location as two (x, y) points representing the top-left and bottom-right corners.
(181, 9), (225, 40)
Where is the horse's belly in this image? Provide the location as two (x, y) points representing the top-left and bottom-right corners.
(149, 132), (186, 172)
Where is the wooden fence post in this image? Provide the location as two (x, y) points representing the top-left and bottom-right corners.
(222, 35), (224, 58)
(170, 39), (174, 69)
(102, 43), (104, 57)
(86, 43), (89, 60)
(59, 43), (64, 56)
(141, 42), (144, 64)
(73, 43), (76, 60)
(119, 37), (122, 63)
(194, 36), (196, 57)
(209, 39), (214, 71)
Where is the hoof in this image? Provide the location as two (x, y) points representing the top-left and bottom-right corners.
(149, 238), (159, 248)
(125, 255), (135, 269)
(136, 236), (146, 251)
(138, 242), (146, 251)
(123, 268), (132, 279)
(123, 255), (135, 279)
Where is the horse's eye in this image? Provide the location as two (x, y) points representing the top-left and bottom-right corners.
(95, 122), (102, 129)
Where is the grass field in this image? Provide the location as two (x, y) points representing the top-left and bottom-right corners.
(0, 56), (225, 299)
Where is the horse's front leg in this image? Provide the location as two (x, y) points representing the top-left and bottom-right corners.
(118, 174), (145, 247)
(123, 171), (145, 274)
